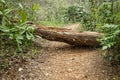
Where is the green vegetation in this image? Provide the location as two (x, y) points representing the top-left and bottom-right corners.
(0, 0), (120, 71)
(99, 24), (120, 63)
(62, 0), (120, 63)
(86, 0), (120, 63)
(33, 0), (82, 26)
(0, 0), (35, 69)
(64, 6), (83, 23)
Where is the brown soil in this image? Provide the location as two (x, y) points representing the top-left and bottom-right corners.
(0, 24), (120, 80)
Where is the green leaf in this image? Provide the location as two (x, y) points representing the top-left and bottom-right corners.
(32, 4), (38, 11)
(29, 33), (34, 41)
(17, 35), (23, 40)
(9, 34), (14, 39)
(0, 11), (3, 15)
(4, 8), (13, 15)
(1, 29), (10, 32)
(18, 3), (23, 9)
(21, 11), (27, 23)
(102, 46), (108, 50)
(0, 0), (5, 3)
(16, 39), (22, 44)
(26, 33), (31, 40)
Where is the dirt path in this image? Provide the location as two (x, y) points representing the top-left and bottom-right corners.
(1, 24), (120, 80)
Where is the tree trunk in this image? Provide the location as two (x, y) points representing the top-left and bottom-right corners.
(34, 26), (102, 47)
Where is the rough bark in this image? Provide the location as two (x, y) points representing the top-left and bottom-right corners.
(34, 26), (102, 47)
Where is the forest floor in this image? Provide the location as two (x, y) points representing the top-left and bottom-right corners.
(0, 24), (120, 80)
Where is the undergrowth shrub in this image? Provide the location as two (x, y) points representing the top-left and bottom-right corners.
(98, 1), (113, 24)
(0, 0), (35, 51)
(81, 11), (97, 31)
(81, 0), (119, 31)
(80, 0), (120, 64)
(0, 0), (35, 69)
(99, 24), (120, 63)
(64, 6), (83, 23)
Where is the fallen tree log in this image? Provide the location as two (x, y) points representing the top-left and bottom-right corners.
(34, 26), (102, 46)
